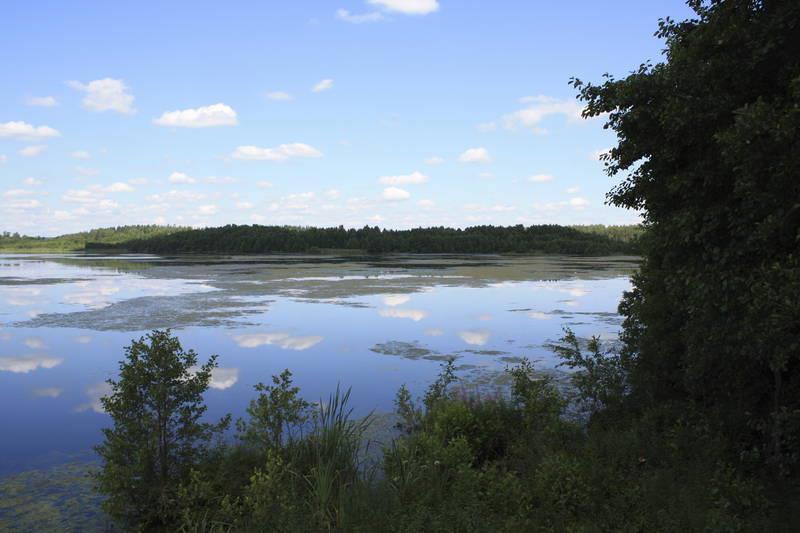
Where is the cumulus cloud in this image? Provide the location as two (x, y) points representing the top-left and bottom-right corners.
(569, 197), (589, 208)
(528, 174), (553, 183)
(0, 355), (63, 373)
(75, 382), (112, 413)
(312, 79), (334, 92)
(25, 95), (58, 107)
(67, 78), (135, 114)
(458, 147), (491, 164)
(382, 186), (410, 201)
(417, 199), (435, 208)
(383, 294), (411, 306)
(198, 204), (219, 215)
(458, 330), (490, 346)
(379, 308), (428, 321)
(378, 170), (428, 185)
(20, 145), (46, 157)
(232, 143), (322, 161)
(70, 150), (90, 160)
(503, 95), (584, 133)
(0, 121), (60, 140)
(566, 186), (580, 194)
(336, 9), (384, 23)
(476, 121), (497, 132)
(236, 201), (255, 209)
(23, 177), (42, 186)
(265, 91), (292, 101)
(168, 172), (196, 184)
(424, 156), (443, 165)
(368, 0), (439, 15)
(104, 182), (134, 193)
(189, 366), (238, 390)
(153, 103), (238, 128)
(232, 332), (323, 351)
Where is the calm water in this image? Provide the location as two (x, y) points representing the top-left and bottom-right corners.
(0, 253), (637, 476)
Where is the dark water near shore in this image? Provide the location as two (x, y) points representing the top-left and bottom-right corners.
(0, 253), (637, 476)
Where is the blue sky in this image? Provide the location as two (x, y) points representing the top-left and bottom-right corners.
(0, 0), (693, 235)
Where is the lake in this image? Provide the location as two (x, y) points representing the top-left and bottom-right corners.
(0, 253), (637, 476)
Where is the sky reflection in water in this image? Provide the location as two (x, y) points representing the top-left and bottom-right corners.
(0, 253), (636, 475)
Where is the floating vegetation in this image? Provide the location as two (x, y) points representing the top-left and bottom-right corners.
(369, 341), (457, 362)
(0, 462), (109, 532)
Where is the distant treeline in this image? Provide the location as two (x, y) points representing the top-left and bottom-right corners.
(82, 224), (642, 255)
(0, 225), (187, 252)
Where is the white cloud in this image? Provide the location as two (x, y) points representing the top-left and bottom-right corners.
(458, 147), (491, 164)
(189, 365), (238, 390)
(528, 312), (551, 320)
(590, 148), (610, 160)
(504, 95), (584, 133)
(383, 294), (411, 306)
(528, 174), (553, 183)
(566, 186), (580, 194)
(425, 328), (444, 336)
(368, 0), (439, 15)
(23, 177), (42, 186)
(232, 143), (323, 161)
(168, 171), (196, 184)
(232, 332), (323, 351)
(569, 197), (589, 208)
(325, 188), (341, 199)
(336, 9), (384, 23)
(104, 182), (134, 193)
(236, 201), (255, 209)
(424, 156), (443, 165)
(20, 145), (46, 157)
(0, 121), (60, 140)
(458, 330), (490, 346)
(4, 189), (34, 197)
(417, 199), (435, 208)
(75, 382), (112, 413)
(382, 186), (410, 201)
(24, 337), (45, 349)
(378, 170), (428, 185)
(476, 121), (497, 132)
(198, 204), (218, 215)
(379, 308), (428, 321)
(0, 155), (6, 164)
(153, 103), (238, 128)
(312, 79), (334, 92)
(0, 355), (62, 373)
(67, 78), (135, 114)
(265, 91), (292, 101)
(70, 150), (90, 160)
(26, 95), (58, 107)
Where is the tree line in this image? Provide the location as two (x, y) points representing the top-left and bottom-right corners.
(89, 224), (642, 255)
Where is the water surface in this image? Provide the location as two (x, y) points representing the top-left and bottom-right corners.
(0, 253), (637, 475)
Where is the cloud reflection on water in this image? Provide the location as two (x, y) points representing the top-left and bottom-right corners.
(0, 355), (63, 373)
(232, 333), (323, 351)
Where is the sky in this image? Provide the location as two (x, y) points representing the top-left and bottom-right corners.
(0, 0), (694, 236)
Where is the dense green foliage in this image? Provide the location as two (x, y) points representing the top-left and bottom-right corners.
(572, 0), (800, 468)
(94, 331), (229, 530)
(95, 333), (783, 531)
(93, 223), (641, 255)
(0, 225), (187, 252)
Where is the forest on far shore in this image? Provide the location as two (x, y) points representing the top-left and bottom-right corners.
(0, 223), (643, 255)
